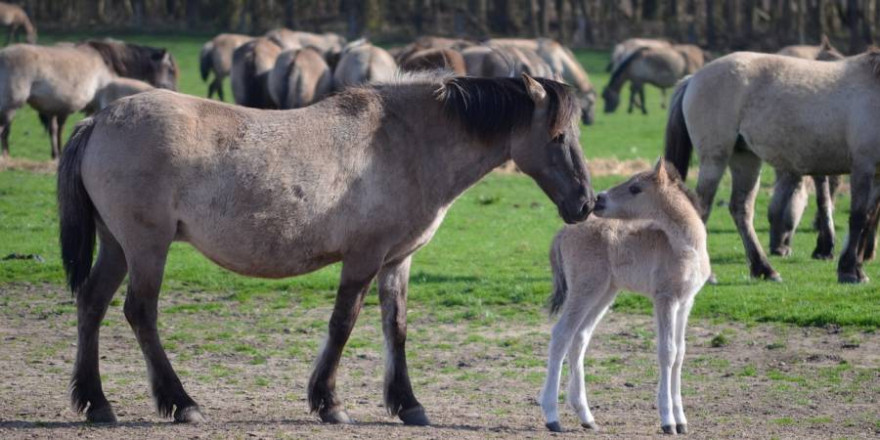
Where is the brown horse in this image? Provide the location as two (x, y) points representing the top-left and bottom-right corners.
(267, 47), (333, 109)
(399, 48), (467, 75)
(230, 37), (283, 108)
(332, 40), (397, 89)
(0, 2), (35, 45)
(58, 73), (594, 425)
(200, 33), (253, 101)
(0, 39), (177, 158)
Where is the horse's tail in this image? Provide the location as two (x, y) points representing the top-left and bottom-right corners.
(58, 118), (98, 296)
(664, 76), (693, 181)
(199, 41), (213, 81)
(237, 45), (264, 108)
(547, 235), (568, 316)
(278, 51), (300, 109)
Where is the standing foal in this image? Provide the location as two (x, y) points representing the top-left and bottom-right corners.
(540, 160), (711, 434)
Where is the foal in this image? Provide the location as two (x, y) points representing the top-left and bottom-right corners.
(540, 160), (711, 434)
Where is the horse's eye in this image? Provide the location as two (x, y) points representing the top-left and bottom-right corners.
(629, 185), (641, 195)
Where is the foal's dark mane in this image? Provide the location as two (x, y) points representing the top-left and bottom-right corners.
(436, 76), (579, 141)
(658, 162), (704, 217)
(82, 40), (177, 83)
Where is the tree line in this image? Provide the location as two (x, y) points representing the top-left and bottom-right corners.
(13, 0), (880, 53)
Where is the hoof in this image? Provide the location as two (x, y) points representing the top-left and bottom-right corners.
(545, 421), (563, 432)
(319, 408), (354, 424)
(811, 250), (834, 261)
(398, 406), (430, 426)
(661, 425), (676, 435)
(581, 421), (599, 431)
(174, 406), (206, 424)
(676, 423), (688, 434)
(706, 273), (718, 285)
(754, 270), (782, 282)
(770, 247), (792, 257)
(838, 272), (867, 284)
(85, 405), (117, 424)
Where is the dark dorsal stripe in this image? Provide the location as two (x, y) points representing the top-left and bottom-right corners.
(436, 76), (578, 141)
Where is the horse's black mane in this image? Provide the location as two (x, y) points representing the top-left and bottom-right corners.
(608, 46), (648, 90)
(436, 76), (578, 141)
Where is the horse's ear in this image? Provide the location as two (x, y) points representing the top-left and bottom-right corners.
(654, 158), (669, 185)
(821, 34), (832, 50)
(521, 73), (548, 109)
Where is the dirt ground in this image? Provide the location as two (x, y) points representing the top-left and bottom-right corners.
(1, 282), (878, 439)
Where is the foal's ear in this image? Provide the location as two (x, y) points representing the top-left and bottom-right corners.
(522, 73), (548, 109)
(820, 34), (832, 50)
(653, 158), (669, 185)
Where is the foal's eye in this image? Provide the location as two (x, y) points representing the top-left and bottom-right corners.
(629, 185), (641, 195)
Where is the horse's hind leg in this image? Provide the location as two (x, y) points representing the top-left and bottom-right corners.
(729, 150), (780, 280)
(627, 83), (637, 114)
(56, 114), (69, 156)
(211, 77), (225, 101)
(309, 258), (380, 423)
(768, 170), (806, 257)
(811, 175), (837, 260)
(660, 88), (667, 109)
(670, 296), (695, 434)
(0, 108), (16, 157)
(856, 184), (880, 262)
(123, 234), (204, 422)
(839, 164), (876, 283)
(71, 224), (128, 423)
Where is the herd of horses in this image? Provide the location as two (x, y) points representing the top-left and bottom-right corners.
(0, 4), (874, 433)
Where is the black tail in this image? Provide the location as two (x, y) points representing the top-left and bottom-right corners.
(664, 77), (693, 181)
(548, 236), (567, 316)
(58, 118), (98, 295)
(278, 51), (300, 109)
(199, 42), (213, 82)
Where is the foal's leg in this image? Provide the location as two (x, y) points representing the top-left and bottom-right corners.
(768, 170), (805, 257)
(124, 236), (204, 422)
(729, 150), (780, 280)
(308, 259), (380, 423)
(838, 163), (876, 283)
(71, 225), (128, 423)
(812, 175), (837, 260)
(377, 256), (428, 425)
(670, 296), (695, 435)
(653, 296), (680, 435)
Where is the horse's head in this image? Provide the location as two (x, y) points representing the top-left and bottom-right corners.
(594, 159), (701, 220)
(146, 49), (179, 91)
(512, 74), (595, 224)
(601, 86), (619, 113)
(576, 88), (597, 124)
(817, 35), (844, 61)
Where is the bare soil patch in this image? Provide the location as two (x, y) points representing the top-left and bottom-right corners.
(0, 157), (57, 174)
(0, 283), (877, 439)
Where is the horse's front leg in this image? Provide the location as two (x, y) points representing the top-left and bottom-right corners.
(811, 175), (836, 260)
(729, 150), (780, 281)
(671, 296), (694, 435)
(627, 83), (637, 114)
(838, 165), (875, 283)
(653, 296), (680, 435)
(660, 88), (667, 109)
(377, 256), (429, 425)
(308, 259), (379, 423)
(639, 86), (648, 115)
(768, 170), (805, 257)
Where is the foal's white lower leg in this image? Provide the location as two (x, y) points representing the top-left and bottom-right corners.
(540, 313), (578, 431)
(566, 292), (615, 430)
(671, 298), (694, 434)
(654, 296), (680, 434)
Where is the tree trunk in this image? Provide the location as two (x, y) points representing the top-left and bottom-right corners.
(847, 0), (864, 52)
(665, 0), (680, 40)
(284, 0), (298, 29)
(706, 0), (717, 47)
(556, 0), (568, 43)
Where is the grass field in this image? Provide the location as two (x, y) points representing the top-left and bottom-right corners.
(0, 32), (878, 439)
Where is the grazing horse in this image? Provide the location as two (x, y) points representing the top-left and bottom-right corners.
(0, 40), (177, 158)
(607, 38), (671, 71)
(769, 36), (845, 259)
(264, 28), (346, 68)
(200, 33), (254, 101)
(665, 50), (880, 283)
(231, 37), (283, 108)
(603, 44), (704, 115)
(332, 40), (397, 89)
(392, 36), (474, 65)
(399, 48), (467, 75)
(57, 73), (594, 425)
(0, 2), (35, 45)
(462, 45), (516, 77)
(267, 47), (332, 109)
(85, 77), (154, 114)
(541, 160), (709, 434)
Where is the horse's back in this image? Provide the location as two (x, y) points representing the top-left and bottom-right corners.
(0, 44), (106, 111)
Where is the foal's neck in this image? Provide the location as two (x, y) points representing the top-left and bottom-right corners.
(651, 194), (706, 252)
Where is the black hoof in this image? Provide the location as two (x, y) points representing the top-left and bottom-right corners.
(546, 421), (563, 432)
(174, 405), (206, 424)
(676, 423), (688, 434)
(753, 270), (782, 282)
(770, 247), (792, 257)
(661, 425), (676, 435)
(811, 250), (834, 260)
(320, 408), (354, 424)
(838, 272), (866, 284)
(398, 406), (430, 426)
(85, 405), (117, 424)
(581, 421), (599, 431)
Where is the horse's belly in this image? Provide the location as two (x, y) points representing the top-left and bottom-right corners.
(742, 130), (851, 175)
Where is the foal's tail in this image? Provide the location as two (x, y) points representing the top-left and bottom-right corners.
(58, 118), (98, 296)
(199, 41), (214, 81)
(547, 236), (568, 316)
(664, 76), (694, 181)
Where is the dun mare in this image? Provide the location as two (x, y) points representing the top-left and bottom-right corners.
(332, 40), (397, 89)
(0, 2), (36, 44)
(0, 40), (178, 158)
(267, 47), (333, 109)
(399, 48), (467, 75)
(541, 160), (709, 434)
(666, 50), (880, 283)
(57, 73), (595, 425)
(200, 33), (254, 101)
(231, 37), (283, 108)
(85, 77), (154, 114)
(607, 37), (670, 71)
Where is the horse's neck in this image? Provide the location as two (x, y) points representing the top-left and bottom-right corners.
(652, 200), (706, 254)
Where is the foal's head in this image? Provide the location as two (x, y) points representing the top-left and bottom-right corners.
(594, 159), (702, 221)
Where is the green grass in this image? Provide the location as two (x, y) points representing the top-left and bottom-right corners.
(1, 34), (879, 330)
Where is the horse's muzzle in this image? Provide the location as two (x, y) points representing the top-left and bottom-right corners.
(560, 193), (594, 224)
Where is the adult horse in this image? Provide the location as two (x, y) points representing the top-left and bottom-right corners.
(58, 73), (595, 425)
(607, 37), (670, 71)
(665, 51), (880, 283)
(399, 48), (467, 75)
(267, 47), (332, 109)
(603, 44), (704, 114)
(332, 40), (397, 89)
(0, 2), (36, 45)
(0, 40), (177, 158)
(264, 28), (345, 68)
(200, 33), (254, 101)
(230, 37), (283, 108)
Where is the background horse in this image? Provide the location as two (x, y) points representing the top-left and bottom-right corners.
(603, 44), (703, 114)
(399, 48), (467, 75)
(665, 50), (880, 283)
(0, 2), (35, 44)
(0, 39), (177, 158)
(231, 37), (283, 108)
(332, 40), (397, 89)
(267, 47), (332, 109)
(200, 33), (253, 101)
(84, 77), (154, 114)
(57, 73), (594, 425)
(607, 37), (670, 71)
